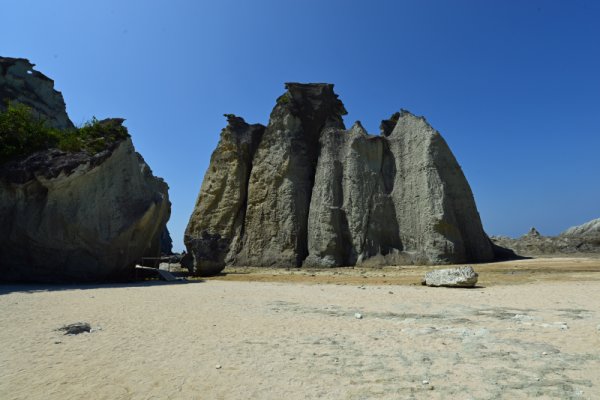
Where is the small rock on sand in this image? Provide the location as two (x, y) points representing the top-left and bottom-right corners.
(421, 266), (478, 288)
(57, 322), (91, 335)
(354, 313), (363, 319)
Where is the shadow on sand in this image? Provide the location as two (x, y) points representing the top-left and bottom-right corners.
(0, 278), (203, 296)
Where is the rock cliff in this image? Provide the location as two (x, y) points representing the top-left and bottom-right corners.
(0, 57), (170, 282)
(184, 114), (264, 275)
(236, 84), (347, 267)
(186, 83), (496, 275)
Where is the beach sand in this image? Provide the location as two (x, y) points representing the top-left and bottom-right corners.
(1, 257), (600, 399)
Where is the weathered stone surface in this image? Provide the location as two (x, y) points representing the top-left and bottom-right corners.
(305, 122), (402, 267)
(421, 266), (479, 287)
(306, 110), (495, 266)
(386, 111), (494, 264)
(0, 57), (73, 130)
(0, 136), (170, 282)
(0, 57), (170, 282)
(185, 83), (499, 274)
(235, 83), (346, 267)
(184, 114), (264, 275)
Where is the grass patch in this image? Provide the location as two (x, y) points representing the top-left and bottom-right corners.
(0, 102), (129, 164)
(276, 92), (291, 105)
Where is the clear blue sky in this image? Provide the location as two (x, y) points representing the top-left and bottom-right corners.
(2, 0), (599, 251)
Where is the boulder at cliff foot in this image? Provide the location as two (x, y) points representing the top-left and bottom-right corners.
(421, 266), (479, 287)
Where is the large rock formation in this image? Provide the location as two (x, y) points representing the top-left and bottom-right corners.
(185, 82), (496, 275)
(0, 57), (170, 282)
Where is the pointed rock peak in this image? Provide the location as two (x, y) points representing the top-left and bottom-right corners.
(222, 114), (265, 141)
(397, 109), (428, 123)
(380, 109), (433, 137)
(280, 82), (348, 118)
(386, 108), (439, 139)
(223, 114), (249, 129)
(380, 112), (401, 136)
(350, 120), (368, 135)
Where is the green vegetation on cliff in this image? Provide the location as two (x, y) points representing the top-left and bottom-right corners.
(0, 102), (129, 163)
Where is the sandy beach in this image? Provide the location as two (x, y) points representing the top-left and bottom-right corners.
(1, 257), (600, 399)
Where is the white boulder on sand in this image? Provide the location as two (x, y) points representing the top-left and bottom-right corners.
(421, 266), (478, 287)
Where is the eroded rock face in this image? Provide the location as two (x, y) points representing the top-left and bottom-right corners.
(235, 83), (346, 267)
(0, 57), (73, 130)
(305, 122), (402, 267)
(184, 115), (264, 275)
(0, 135), (170, 282)
(0, 57), (170, 282)
(387, 111), (494, 264)
(185, 83), (497, 275)
(306, 110), (495, 266)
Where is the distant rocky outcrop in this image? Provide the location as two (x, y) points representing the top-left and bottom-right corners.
(185, 83), (498, 275)
(562, 218), (600, 238)
(0, 56), (170, 282)
(526, 227), (541, 238)
(490, 219), (600, 256)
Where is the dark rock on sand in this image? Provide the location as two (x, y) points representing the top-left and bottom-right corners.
(58, 322), (91, 335)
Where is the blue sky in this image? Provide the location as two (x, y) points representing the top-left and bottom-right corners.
(2, 0), (599, 251)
